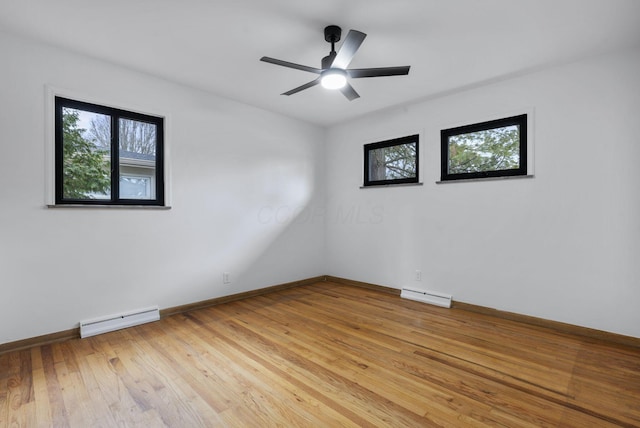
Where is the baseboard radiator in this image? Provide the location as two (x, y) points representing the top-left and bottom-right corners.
(80, 306), (160, 338)
(401, 288), (452, 308)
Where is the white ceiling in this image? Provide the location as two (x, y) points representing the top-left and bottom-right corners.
(1, 0), (640, 126)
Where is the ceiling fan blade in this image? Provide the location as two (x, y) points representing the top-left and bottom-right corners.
(260, 57), (322, 74)
(348, 66), (411, 78)
(331, 30), (366, 69)
(340, 82), (360, 101)
(282, 78), (321, 96)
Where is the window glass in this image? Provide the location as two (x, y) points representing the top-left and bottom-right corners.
(368, 142), (417, 181)
(120, 176), (152, 199)
(447, 125), (520, 174)
(441, 115), (527, 181)
(60, 107), (111, 200)
(118, 118), (157, 200)
(364, 135), (419, 186)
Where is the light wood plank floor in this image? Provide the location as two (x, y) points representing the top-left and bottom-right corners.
(1, 281), (639, 427)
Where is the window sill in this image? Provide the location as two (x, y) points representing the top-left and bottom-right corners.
(360, 182), (424, 189)
(47, 204), (171, 210)
(436, 174), (534, 184)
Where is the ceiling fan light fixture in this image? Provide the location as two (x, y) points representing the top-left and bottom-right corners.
(320, 69), (347, 90)
(260, 25), (410, 100)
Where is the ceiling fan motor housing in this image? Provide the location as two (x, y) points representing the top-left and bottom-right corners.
(324, 25), (341, 43)
(320, 25), (342, 70)
(323, 25), (341, 69)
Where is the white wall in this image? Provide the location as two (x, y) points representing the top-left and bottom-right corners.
(325, 48), (640, 338)
(2, 31), (639, 345)
(0, 33), (326, 344)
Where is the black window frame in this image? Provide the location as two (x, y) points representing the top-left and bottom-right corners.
(440, 114), (527, 182)
(54, 96), (165, 206)
(363, 134), (419, 187)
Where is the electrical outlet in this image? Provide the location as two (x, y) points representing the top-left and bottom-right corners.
(415, 270), (422, 281)
(223, 272), (231, 284)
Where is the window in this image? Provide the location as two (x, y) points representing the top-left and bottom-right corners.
(441, 114), (527, 181)
(54, 97), (164, 205)
(363, 134), (419, 186)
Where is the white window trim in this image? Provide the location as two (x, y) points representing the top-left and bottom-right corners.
(44, 85), (172, 208)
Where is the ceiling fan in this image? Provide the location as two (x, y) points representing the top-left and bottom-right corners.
(260, 25), (410, 101)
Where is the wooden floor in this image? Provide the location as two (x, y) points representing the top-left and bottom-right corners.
(1, 282), (640, 427)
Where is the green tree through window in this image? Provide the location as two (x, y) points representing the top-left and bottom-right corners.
(448, 125), (520, 174)
(61, 108), (111, 199)
(364, 135), (419, 186)
(441, 115), (527, 181)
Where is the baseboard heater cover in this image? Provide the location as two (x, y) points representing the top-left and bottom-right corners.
(80, 306), (160, 338)
(401, 288), (452, 308)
